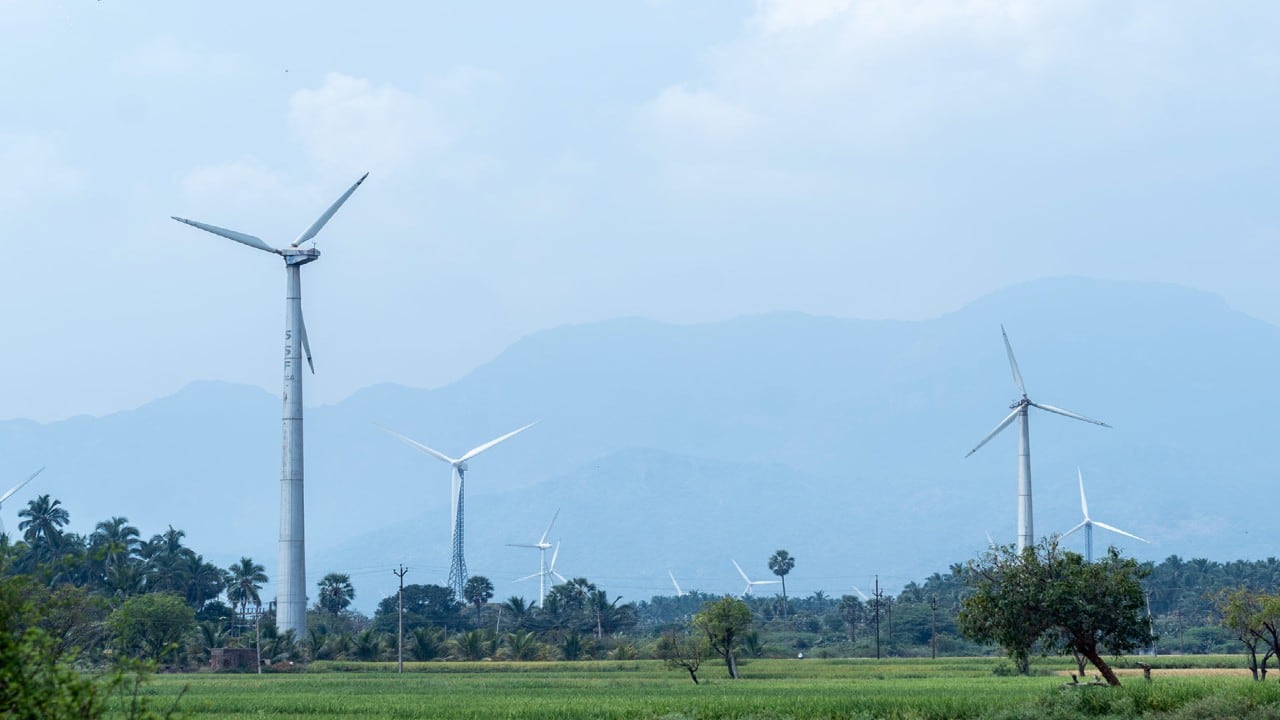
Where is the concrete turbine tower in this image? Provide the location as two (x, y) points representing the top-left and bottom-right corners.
(965, 326), (1111, 552)
(171, 173), (368, 638)
(379, 422), (536, 597)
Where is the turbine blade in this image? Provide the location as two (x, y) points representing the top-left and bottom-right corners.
(538, 508), (560, 545)
(1062, 520), (1089, 538)
(732, 559), (750, 583)
(172, 217), (279, 254)
(290, 172), (369, 247)
(552, 571), (567, 584)
(515, 571), (541, 582)
(1001, 325), (1027, 397)
(549, 542), (560, 571)
(506, 543), (540, 549)
(0, 467), (44, 505)
(965, 407), (1021, 457)
(298, 307), (314, 374)
(460, 421), (537, 462)
(852, 586), (868, 601)
(375, 426), (456, 465)
(1030, 402), (1111, 428)
(1078, 468), (1089, 518)
(753, 580), (781, 586)
(985, 531), (996, 548)
(1091, 520), (1150, 544)
(669, 570), (683, 596)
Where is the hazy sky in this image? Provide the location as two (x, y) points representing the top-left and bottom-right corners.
(2, 1), (1276, 421)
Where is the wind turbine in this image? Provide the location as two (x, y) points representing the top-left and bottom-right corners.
(732, 559), (780, 597)
(379, 422), (536, 597)
(966, 325), (1110, 552)
(517, 541), (566, 604)
(172, 173), (368, 638)
(1063, 468), (1149, 562)
(0, 467), (44, 535)
(668, 570), (685, 597)
(506, 508), (559, 604)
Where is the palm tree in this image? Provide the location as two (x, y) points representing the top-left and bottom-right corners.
(316, 572), (355, 616)
(463, 575), (494, 620)
(768, 550), (796, 614)
(227, 557), (268, 618)
(502, 596), (531, 631)
(18, 494), (69, 550)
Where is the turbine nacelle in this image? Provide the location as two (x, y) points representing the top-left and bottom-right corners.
(282, 247), (321, 266)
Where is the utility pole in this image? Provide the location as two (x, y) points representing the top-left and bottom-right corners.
(255, 609), (262, 675)
(929, 595), (939, 660)
(873, 576), (883, 660)
(394, 565), (408, 674)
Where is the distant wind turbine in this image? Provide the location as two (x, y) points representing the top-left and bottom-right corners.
(851, 585), (869, 601)
(380, 422), (536, 597)
(668, 570), (684, 597)
(966, 326), (1111, 552)
(506, 508), (559, 604)
(1063, 468), (1150, 562)
(0, 467), (44, 535)
(732, 559), (780, 597)
(172, 173), (368, 639)
(517, 541), (566, 603)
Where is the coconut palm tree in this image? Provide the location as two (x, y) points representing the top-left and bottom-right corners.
(227, 557), (268, 618)
(316, 572), (355, 616)
(463, 575), (494, 620)
(90, 516), (141, 576)
(18, 494), (69, 549)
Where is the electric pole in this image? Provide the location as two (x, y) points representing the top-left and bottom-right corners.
(394, 564), (408, 674)
(929, 595), (938, 660)
(873, 575), (883, 660)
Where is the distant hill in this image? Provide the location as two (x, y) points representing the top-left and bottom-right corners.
(4, 276), (1277, 610)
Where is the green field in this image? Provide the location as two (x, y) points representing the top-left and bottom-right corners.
(121, 656), (1280, 720)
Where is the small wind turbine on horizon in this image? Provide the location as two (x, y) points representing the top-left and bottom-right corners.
(732, 559), (780, 597)
(668, 570), (684, 597)
(0, 467), (44, 535)
(1063, 468), (1150, 562)
(172, 173), (368, 639)
(379, 422), (536, 598)
(517, 541), (566, 604)
(966, 325), (1111, 552)
(506, 508), (559, 604)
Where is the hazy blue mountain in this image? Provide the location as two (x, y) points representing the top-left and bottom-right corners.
(5, 277), (1277, 610)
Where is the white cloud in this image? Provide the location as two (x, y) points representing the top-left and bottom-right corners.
(289, 73), (453, 178)
(643, 85), (763, 144)
(0, 132), (83, 214)
(122, 34), (242, 76)
(180, 157), (289, 210)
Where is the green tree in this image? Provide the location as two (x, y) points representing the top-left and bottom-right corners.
(957, 539), (1151, 685)
(0, 575), (104, 718)
(693, 596), (753, 679)
(316, 572), (356, 616)
(106, 593), (196, 662)
(463, 575), (495, 619)
(18, 494), (70, 562)
(656, 630), (707, 684)
(838, 594), (863, 642)
(226, 557), (267, 618)
(768, 550), (796, 614)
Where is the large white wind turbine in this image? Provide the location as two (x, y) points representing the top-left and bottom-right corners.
(1063, 468), (1149, 562)
(380, 422), (536, 597)
(732, 559), (780, 597)
(0, 467), (44, 535)
(506, 508), (559, 604)
(966, 326), (1110, 552)
(517, 541), (566, 604)
(172, 173), (368, 638)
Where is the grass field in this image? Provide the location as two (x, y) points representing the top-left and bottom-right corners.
(124, 656), (1280, 720)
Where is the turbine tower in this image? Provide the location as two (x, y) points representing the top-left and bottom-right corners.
(966, 326), (1110, 552)
(172, 173), (368, 638)
(379, 422), (536, 597)
(506, 508), (559, 604)
(0, 467), (44, 535)
(1063, 468), (1149, 562)
(732, 559), (780, 597)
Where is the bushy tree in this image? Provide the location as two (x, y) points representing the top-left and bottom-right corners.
(693, 597), (753, 679)
(958, 539), (1151, 685)
(106, 593), (196, 662)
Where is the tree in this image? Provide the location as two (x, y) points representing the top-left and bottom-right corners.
(0, 575), (104, 718)
(957, 539), (1151, 685)
(316, 572), (356, 617)
(657, 630), (707, 684)
(838, 594), (863, 642)
(226, 557), (268, 618)
(374, 584), (462, 633)
(89, 516), (141, 576)
(463, 576), (494, 619)
(106, 593), (196, 662)
(693, 597), (753, 679)
(768, 550), (796, 615)
(18, 494), (70, 559)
